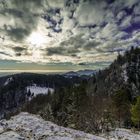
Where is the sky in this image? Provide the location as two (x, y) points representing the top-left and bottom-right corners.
(0, 0), (139, 72)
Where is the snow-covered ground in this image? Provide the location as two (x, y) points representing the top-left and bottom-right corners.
(0, 112), (105, 140)
(0, 112), (140, 140)
(26, 84), (54, 97)
(4, 77), (13, 86)
(108, 128), (140, 140)
(121, 64), (128, 82)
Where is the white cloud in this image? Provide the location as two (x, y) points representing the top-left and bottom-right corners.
(112, 0), (139, 10)
(120, 16), (132, 28)
(134, 3), (140, 15)
(74, 1), (107, 26)
(133, 16), (140, 23)
(117, 11), (127, 20)
(125, 0), (139, 8)
(96, 23), (119, 40)
(47, 0), (65, 8)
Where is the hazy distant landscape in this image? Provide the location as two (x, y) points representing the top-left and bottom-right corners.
(0, 70), (67, 77)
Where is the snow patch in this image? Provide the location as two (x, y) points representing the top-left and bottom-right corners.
(4, 77), (13, 86)
(109, 128), (140, 140)
(0, 112), (105, 140)
(121, 64), (128, 82)
(26, 84), (54, 97)
(0, 131), (24, 140)
(0, 113), (140, 140)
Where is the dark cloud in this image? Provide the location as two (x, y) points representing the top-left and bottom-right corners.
(107, 48), (125, 53)
(7, 28), (30, 41)
(46, 46), (80, 56)
(59, 35), (101, 52)
(46, 47), (64, 56)
(0, 9), (23, 17)
(12, 46), (28, 56)
(0, 51), (12, 57)
(78, 61), (111, 69)
(83, 41), (101, 50)
(12, 46), (27, 52)
(59, 34), (85, 48)
(15, 52), (22, 56)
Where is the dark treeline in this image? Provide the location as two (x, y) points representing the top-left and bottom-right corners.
(0, 73), (83, 119)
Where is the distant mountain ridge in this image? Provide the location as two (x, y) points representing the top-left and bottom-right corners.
(64, 69), (96, 77)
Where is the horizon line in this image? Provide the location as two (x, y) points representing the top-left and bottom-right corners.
(0, 69), (96, 73)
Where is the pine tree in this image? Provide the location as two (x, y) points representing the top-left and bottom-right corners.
(27, 89), (31, 97)
(112, 88), (131, 127)
(131, 96), (140, 128)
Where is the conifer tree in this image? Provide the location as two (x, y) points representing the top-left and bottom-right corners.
(131, 96), (140, 128)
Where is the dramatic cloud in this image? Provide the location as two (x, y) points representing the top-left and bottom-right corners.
(74, 0), (107, 26)
(0, 0), (139, 70)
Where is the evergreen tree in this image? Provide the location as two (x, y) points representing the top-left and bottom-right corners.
(27, 89), (31, 97)
(131, 96), (140, 128)
(112, 88), (131, 127)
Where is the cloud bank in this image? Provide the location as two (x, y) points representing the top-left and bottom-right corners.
(0, 0), (140, 69)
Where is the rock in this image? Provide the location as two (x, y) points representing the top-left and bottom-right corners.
(0, 112), (105, 140)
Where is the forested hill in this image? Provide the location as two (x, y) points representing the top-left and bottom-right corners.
(0, 73), (83, 119)
(87, 47), (140, 97)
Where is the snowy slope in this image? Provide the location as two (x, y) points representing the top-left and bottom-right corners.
(109, 128), (140, 140)
(0, 112), (140, 140)
(26, 84), (54, 97)
(4, 77), (13, 86)
(0, 112), (105, 140)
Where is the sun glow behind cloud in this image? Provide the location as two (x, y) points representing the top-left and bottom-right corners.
(27, 32), (47, 46)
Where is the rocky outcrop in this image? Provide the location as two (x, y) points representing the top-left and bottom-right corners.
(0, 112), (105, 140)
(0, 112), (140, 140)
